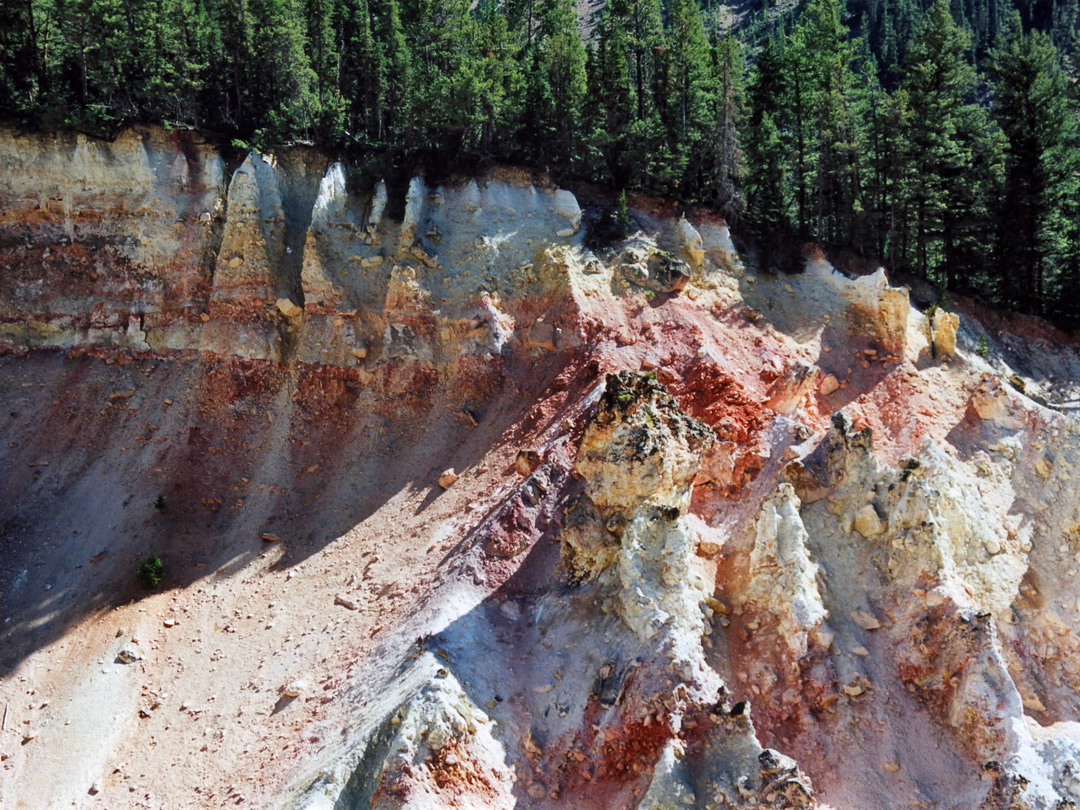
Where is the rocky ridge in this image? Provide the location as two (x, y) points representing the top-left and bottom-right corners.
(2, 127), (1080, 810)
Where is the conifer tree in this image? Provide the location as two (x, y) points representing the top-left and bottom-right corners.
(745, 34), (792, 260)
(537, 0), (588, 169)
(899, 0), (997, 285)
(339, 0), (378, 142)
(667, 0), (710, 143)
(0, 0), (42, 115)
(989, 16), (1079, 312)
(707, 33), (746, 220)
(372, 0), (411, 144)
(589, 5), (635, 186)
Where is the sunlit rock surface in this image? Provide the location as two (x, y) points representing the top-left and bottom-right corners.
(3, 127), (1080, 810)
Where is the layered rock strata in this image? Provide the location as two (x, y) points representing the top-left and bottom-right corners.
(3, 128), (1080, 810)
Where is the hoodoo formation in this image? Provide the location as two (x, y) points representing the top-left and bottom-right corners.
(4, 128), (1080, 810)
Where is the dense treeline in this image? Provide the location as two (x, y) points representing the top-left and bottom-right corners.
(2, 0), (1080, 319)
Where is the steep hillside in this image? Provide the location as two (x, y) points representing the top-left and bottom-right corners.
(3, 127), (1080, 810)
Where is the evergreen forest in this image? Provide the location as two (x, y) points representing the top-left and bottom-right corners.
(3, 0), (1080, 321)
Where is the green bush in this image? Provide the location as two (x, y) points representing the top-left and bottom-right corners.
(139, 555), (164, 589)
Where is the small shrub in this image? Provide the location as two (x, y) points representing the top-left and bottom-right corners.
(139, 555), (164, 589)
(616, 190), (631, 239)
(977, 336), (991, 358)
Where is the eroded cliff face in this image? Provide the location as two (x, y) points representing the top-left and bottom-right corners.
(3, 127), (1080, 810)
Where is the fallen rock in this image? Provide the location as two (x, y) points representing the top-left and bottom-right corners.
(554, 189), (582, 232)
(677, 216), (705, 269)
(514, 449), (542, 476)
(620, 246), (692, 294)
(115, 649), (140, 665)
(853, 504), (885, 538)
(930, 309), (960, 358)
(275, 298), (303, 318)
(819, 374), (840, 396)
(766, 361), (820, 415)
(438, 469), (459, 489)
(334, 594), (358, 610)
(527, 320), (556, 352)
(850, 609), (882, 630)
(282, 680), (307, 698)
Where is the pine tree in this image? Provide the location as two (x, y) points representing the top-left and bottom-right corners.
(745, 34), (793, 260)
(339, 0), (378, 142)
(0, 0), (43, 115)
(989, 16), (1079, 313)
(537, 0), (588, 169)
(666, 0), (710, 143)
(371, 0), (411, 144)
(589, 5), (635, 187)
(246, 0), (320, 141)
(707, 33), (746, 220)
(787, 0), (862, 242)
(899, 0), (997, 286)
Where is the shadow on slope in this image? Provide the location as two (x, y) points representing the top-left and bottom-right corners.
(0, 346), (587, 676)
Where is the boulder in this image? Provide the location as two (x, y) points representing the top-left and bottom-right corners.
(621, 247), (692, 294)
(931, 309), (960, 358)
(275, 298), (303, 318)
(514, 449), (542, 476)
(677, 216), (705, 270)
(527, 320), (557, 352)
(766, 361), (820, 415)
(853, 504), (885, 538)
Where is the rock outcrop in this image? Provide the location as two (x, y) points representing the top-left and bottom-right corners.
(4, 127), (1080, 810)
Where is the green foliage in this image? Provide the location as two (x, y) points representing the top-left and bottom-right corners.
(977, 335), (992, 356)
(138, 554), (164, 589)
(616, 190), (631, 238)
(4, 0), (1080, 324)
(988, 16), (1080, 315)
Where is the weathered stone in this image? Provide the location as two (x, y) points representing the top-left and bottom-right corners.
(438, 468), (459, 489)
(620, 246), (692, 294)
(853, 504), (885, 538)
(819, 374), (840, 396)
(282, 680), (307, 698)
(276, 298), (303, 318)
(334, 594), (358, 610)
(514, 449), (542, 476)
(767, 362), (820, 415)
(850, 609), (882, 630)
(527, 320), (556, 352)
(677, 217), (704, 270)
(930, 309), (960, 358)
